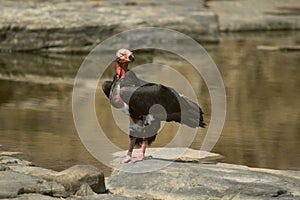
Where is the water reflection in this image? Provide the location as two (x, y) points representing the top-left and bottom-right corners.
(0, 32), (299, 176)
(210, 33), (300, 170)
(0, 80), (105, 172)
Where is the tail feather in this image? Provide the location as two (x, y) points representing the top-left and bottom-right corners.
(177, 95), (206, 128)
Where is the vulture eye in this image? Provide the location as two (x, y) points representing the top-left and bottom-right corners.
(129, 54), (135, 62)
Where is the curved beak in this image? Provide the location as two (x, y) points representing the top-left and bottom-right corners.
(128, 54), (135, 62)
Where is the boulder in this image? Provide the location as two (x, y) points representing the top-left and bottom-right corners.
(107, 161), (300, 200)
(0, 171), (66, 198)
(55, 165), (106, 194)
(3, 156), (107, 195)
(0, 156), (107, 198)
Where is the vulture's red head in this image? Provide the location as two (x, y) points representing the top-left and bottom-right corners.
(116, 49), (135, 63)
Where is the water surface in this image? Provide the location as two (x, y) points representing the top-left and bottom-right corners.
(0, 32), (299, 176)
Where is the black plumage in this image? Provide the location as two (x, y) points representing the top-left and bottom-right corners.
(102, 49), (206, 162)
(102, 70), (206, 145)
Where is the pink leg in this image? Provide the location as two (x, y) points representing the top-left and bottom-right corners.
(122, 118), (138, 163)
(131, 140), (148, 163)
(122, 137), (136, 163)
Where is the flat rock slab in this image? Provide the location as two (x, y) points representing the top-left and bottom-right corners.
(111, 148), (223, 175)
(7, 193), (60, 200)
(0, 151), (23, 156)
(0, 156), (33, 166)
(107, 161), (300, 199)
(208, 0), (300, 31)
(0, 0), (218, 52)
(112, 147), (223, 165)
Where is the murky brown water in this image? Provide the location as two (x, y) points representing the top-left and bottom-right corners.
(0, 32), (299, 176)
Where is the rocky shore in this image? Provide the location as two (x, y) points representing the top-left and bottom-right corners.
(0, 0), (218, 53)
(1, 0), (300, 53)
(1, 153), (299, 200)
(1, 1), (300, 199)
(0, 156), (131, 200)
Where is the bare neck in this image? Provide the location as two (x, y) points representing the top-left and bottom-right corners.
(116, 62), (129, 79)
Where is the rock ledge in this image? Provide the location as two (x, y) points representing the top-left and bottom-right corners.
(107, 149), (300, 200)
(0, 0), (218, 52)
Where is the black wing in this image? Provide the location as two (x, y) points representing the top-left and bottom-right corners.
(102, 71), (206, 128)
(120, 73), (205, 128)
(102, 81), (113, 98)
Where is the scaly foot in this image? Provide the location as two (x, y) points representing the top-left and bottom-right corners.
(131, 154), (145, 163)
(121, 155), (132, 163)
